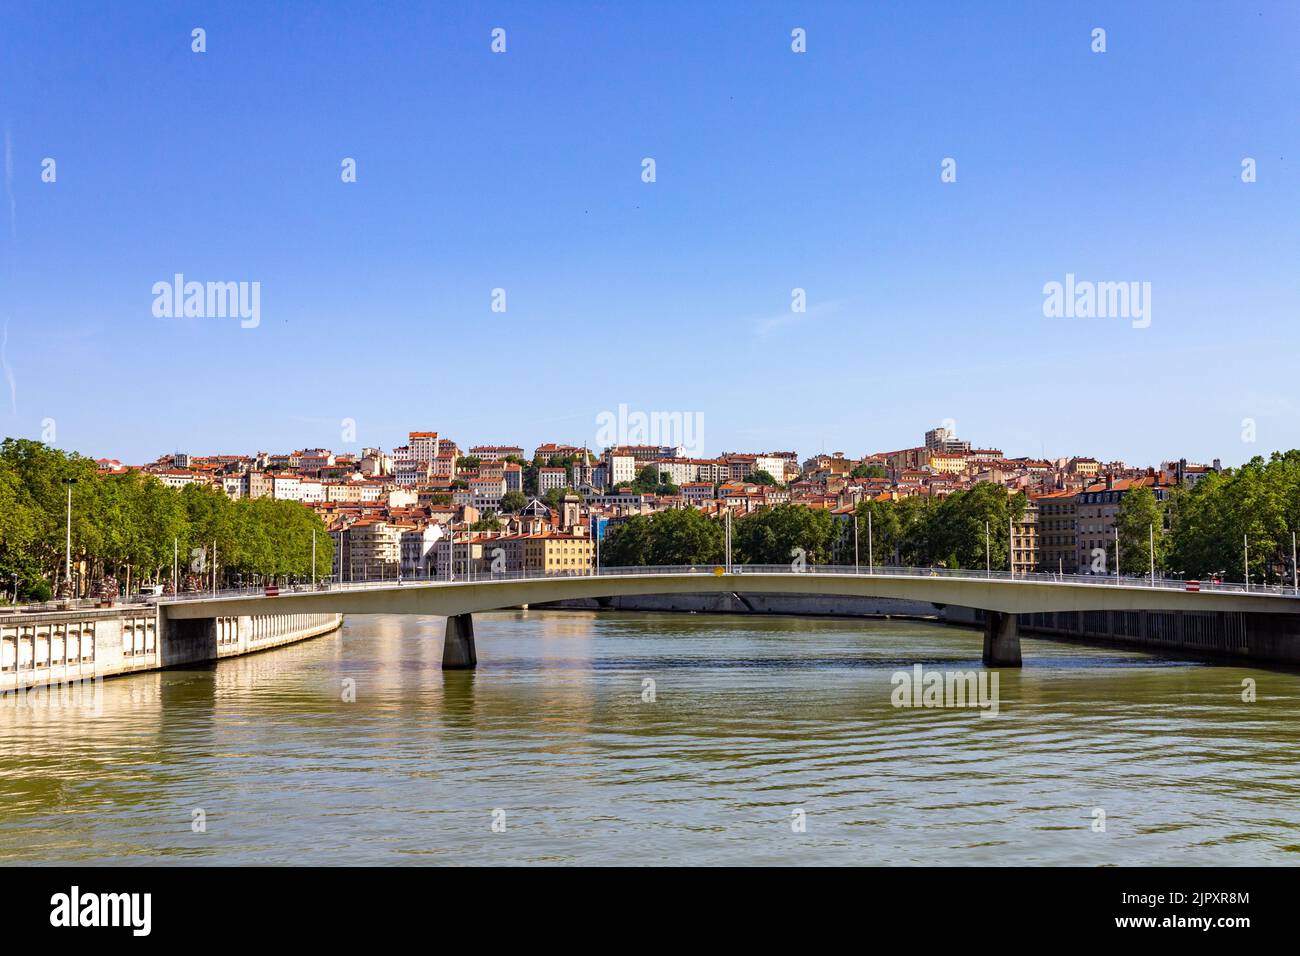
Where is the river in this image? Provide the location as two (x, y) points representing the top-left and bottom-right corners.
(1, 610), (1297, 865)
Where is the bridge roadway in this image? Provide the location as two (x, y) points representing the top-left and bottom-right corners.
(160, 565), (1300, 670)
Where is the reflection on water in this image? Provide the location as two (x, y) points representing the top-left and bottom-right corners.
(1, 610), (1298, 865)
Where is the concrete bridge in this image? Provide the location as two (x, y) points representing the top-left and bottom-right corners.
(160, 565), (1300, 669)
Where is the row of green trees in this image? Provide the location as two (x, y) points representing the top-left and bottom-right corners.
(601, 457), (1300, 583)
(601, 484), (1026, 570)
(848, 483), (1026, 569)
(1166, 452), (1300, 582)
(1099, 454), (1300, 582)
(0, 439), (332, 602)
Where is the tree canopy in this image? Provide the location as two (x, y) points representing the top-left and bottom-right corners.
(1, 438), (332, 601)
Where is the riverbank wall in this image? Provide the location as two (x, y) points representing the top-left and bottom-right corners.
(942, 604), (1300, 665)
(0, 606), (342, 692)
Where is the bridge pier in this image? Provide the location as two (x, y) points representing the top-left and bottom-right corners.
(982, 611), (1022, 667)
(442, 613), (477, 669)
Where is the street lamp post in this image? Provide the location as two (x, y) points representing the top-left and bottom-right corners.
(854, 514), (859, 572)
(1244, 534), (1250, 592)
(725, 508), (732, 572)
(1149, 523), (1155, 586)
(64, 477), (77, 595)
(1293, 531), (1297, 595)
(1114, 527), (1120, 583)
(985, 521), (990, 578)
(867, 510), (873, 574)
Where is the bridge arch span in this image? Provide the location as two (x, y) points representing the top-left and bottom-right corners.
(160, 568), (1300, 671)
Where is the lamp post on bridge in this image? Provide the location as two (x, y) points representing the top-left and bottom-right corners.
(985, 521), (990, 578)
(64, 477), (77, 597)
(1008, 514), (1014, 578)
(867, 510), (873, 574)
(1149, 523), (1155, 587)
(853, 513), (859, 572)
(1114, 527), (1120, 583)
(1244, 534), (1249, 592)
(725, 508), (732, 572)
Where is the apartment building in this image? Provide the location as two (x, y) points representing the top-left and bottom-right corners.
(502, 463), (523, 493)
(538, 467), (568, 493)
(324, 480), (386, 504)
(358, 449), (392, 477)
(928, 452), (968, 475)
(924, 426), (971, 455)
(533, 443), (583, 463)
(1011, 496), (1039, 576)
(298, 449), (335, 473)
(152, 469), (207, 490)
(408, 431), (440, 464)
(346, 519), (401, 578)
(603, 451), (637, 487)
(393, 461), (432, 486)
(1068, 457), (1101, 479)
(520, 533), (595, 575)
(1035, 490), (1077, 573)
(884, 447), (929, 473)
(1074, 476), (1171, 574)
(656, 458), (703, 486)
(470, 445), (524, 462)
(681, 482), (714, 503)
(399, 524), (444, 578)
(470, 475), (506, 510)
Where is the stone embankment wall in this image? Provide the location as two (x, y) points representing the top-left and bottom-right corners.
(544, 593), (1300, 664)
(0, 607), (342, 692)
(944, 604), (1300, 664)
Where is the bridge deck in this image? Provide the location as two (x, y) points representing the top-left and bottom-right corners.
(160, 566), (1300, 620)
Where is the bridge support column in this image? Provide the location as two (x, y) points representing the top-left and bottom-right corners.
(982, 611), (1021, 668)
(442, 613), (477, 670)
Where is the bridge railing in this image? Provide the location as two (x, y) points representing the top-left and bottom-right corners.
(154, 562), (1300, 605)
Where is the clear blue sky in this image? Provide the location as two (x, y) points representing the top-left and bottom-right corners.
(2, 1), (1297, 467)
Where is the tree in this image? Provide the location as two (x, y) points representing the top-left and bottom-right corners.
(472, 512), (502, 532)
(839, 483), (1023, 570)
(1168, 452), (1300, 582)
(601, 508), (723, 566)
(0, 439), (333, 596)
(1115, 486), (1167, 576)
(499, 491), (528, 513)
(631, 464), (679, 496)
(923, 483), (1023, 570)
(0, 459), (40, 599)
(734, 505), (835, 565)
(748, 469), (779, 487)
(851, 463), (885, 479)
